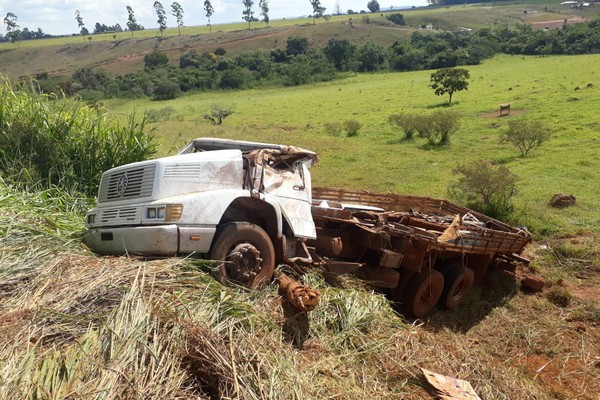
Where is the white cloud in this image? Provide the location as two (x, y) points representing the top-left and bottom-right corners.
(0, 0), (426, 36)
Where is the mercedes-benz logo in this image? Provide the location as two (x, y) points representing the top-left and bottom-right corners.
(116, 173), (129, 195)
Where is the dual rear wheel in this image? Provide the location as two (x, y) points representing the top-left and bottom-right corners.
(402, 264), (475, 318)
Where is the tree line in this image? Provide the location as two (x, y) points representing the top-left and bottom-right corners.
(29, 19), (600, 102)
(2, 1), (394, 45)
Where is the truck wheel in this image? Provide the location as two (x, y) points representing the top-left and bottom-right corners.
(403, 269), (444, 318)
(440, 265), (474, 310)
(210, 222), (275, 289)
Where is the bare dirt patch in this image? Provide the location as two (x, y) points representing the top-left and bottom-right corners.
(571, 284), (600, 302)
(480, 109), (526, 118)
(530, 16), (589, 30)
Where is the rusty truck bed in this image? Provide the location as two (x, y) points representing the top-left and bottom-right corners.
(312, 187), (531, 256)
(309, 187), (531, 287)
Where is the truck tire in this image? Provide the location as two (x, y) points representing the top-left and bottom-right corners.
(440, 265), (474, 310)
(210, 222), (275, 289)
(403, 269), (444, 318)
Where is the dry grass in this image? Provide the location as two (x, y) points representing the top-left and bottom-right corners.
(1, 179), (599, 399)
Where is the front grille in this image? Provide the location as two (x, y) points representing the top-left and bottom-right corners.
(98, 207), (140, 225)
(98, 164), (156, 203)
(163, 164), (203, 180)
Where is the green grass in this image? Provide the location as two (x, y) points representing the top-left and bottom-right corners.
(104, 53), (600, 236)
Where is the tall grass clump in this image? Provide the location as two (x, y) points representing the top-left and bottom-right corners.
(0, 176), (88, 278)
(0, 76), (156, 196)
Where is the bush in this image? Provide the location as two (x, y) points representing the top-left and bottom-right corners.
(152, 79), (181, 101)
(0, 77), (156, 196)
(415, 110), (460, 145)
(448, 160), (518, 219)
(146, 107), (174, 122)
(500, 119), (551, 157)
(386, 13), (405, 26)
(343, 119), (362, 137)
(546, 286), (571, 308)
(144, 51), (169, 69)
(324, 122), (342, 136)
(203, 104), (235, 125)
(388, 113), (419, 140)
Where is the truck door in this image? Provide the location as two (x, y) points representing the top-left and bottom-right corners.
(260, 159), (316, 239)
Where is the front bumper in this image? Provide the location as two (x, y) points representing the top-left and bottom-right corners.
(84, 225), (216, 256)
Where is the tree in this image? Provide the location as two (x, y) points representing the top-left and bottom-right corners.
(204, 0), (214, 32)
(171, 2), (184, 36)
(259, 0), (269, 27)
(357, 41), (387, 72)
(323, 38), (355, 71)
(367, 0), (381, 12)
(154, 1), (168, 37)
(286, 36), (309, 56)
(242, 0), (254, 29)
(448, 160), (518, 219)
(309, 0), (326, 24)
(3, 13), (21, 48)
(334, 2), (343, 15)
(126, 6), (138, 37)
(500, 119), (552, 157)
(144, 51), (169, 68)
(430, 68), (470, 104)
(75, 10), (86, 41)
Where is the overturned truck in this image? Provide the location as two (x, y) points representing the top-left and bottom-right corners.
(85, 138), (531, 317)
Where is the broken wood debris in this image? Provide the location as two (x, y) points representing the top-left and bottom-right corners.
(275, 271), (320, 312)
(421, 368), (481, 400)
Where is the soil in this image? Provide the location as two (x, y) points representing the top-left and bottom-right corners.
(480, 108), (526, 118)
(530, 16), (590, 30)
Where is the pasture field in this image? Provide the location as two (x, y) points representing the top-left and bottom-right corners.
(105, 53), (600, 236)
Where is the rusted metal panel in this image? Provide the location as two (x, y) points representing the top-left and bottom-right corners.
(356, 267), (400, 288)
(323, 261), (363, 274)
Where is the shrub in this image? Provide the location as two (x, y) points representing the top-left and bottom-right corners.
(343, 119), (362, 137)
(546, 286), (571, 308)
(388, 113), (419, 140)
(152, 79), (181, 101)
(147, 107), (174, 122)
(144, 51), (169, 69)
(448, 160), (518, 219)
(203, 104), (235, 125)
(324, 122), (342, 136)
(415, 110), (460, 145)
(386, 13), (405, 26)
(500, 119), (551, 157)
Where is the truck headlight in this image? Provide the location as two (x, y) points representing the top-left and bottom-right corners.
(87, 214), (96, 224)
(147, 208), (157, 219)
(165, 204), (183, 221)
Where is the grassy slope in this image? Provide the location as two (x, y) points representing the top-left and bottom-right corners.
(1, 178), (599, 400)
(108, 53), (600, 235)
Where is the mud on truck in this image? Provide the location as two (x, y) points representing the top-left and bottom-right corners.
(85, 138), (531, 317)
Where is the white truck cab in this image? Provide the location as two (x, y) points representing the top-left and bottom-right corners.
(85, 138), (318, 288)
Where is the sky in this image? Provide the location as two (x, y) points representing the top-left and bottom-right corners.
(0, 0), (427, 36)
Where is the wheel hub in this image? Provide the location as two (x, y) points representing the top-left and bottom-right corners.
(225, 243), (263, 283)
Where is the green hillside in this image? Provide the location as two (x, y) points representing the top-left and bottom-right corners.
(0, 1), (597, 80)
